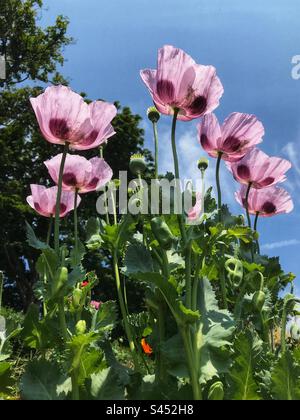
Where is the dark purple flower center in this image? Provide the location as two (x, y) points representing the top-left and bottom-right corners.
(222, 136), (242, 153)
(237, 164), (251, 180)
(87, 177), (99, 189)
(200, 134), (210, 149)
(188, 95), (207, 115)
(262, 201), (276, 214)
(63, 173), (78, 187)
(156, 79), (175, 103)
(34, 202), (42, 212)
(260, 177), (275, 187)
(49, 118), (70, 140)
(82, 130), (99, 146)
(52, 203), (67, 216)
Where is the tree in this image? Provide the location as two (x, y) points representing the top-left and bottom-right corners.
(0, 0), (72, 87)
(0, 1), (153, 310)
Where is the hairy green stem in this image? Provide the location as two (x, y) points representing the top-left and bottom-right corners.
(192, 256), (204, 311)
(220, 266), (228, 310)
(58, 298), (68, 341)
(46, 216), (53, 246)
(110, 187), (118, 226)
(100, 146), (110, 225)
(74, 189), (79, 259)
(201, 169), (205, 213)
(185, 245), (192, 309)
(54, 143), (69, 254)
(71, 372), (80, 401)
(171, 108), (186, 243)
(113, 251), (139, 370)
(254, 212), (261, 254)
(180, 327), (202, 400)
(152, 121), (159, 179)
(245, 183), (252, 229)
(216, 152), (223, 222)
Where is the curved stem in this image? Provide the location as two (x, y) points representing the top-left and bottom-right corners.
(245, 183), (252, 229)
(171, 108), (186, 243)
(54, 143), (69, 254)
(216, 152), (223, 222)
(254, 212), (261, 254)
(152, 121), (159, 179)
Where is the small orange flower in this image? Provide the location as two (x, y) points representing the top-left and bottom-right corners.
(141, 338), (153, 355)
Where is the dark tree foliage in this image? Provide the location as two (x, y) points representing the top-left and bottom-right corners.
(0, 0), (72, 86)
(0, 1), (153, 310)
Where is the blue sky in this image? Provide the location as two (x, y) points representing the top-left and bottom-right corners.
(41, 0), (300, 287)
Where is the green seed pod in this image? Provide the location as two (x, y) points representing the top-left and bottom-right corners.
(86, 234), (102, 251)
(129, 154), (147, 176)
(197, 157), (209, 172)
(252, 290), (266, 312)
(225, 257), (244, 286)
(147, 106), (160, 123)
(72, 288), (83, 309)
(150, 217), (175, 250)
(236, 214), (245, 225)
(75, 320), (87, 335)
(208, 381), (224, 401)
(290, 323), (300, 341)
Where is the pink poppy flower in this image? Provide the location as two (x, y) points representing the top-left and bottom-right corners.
(235, 185), (293, 217)
(90, 300), (102, 310)
(45, 154), (113, 193)
(198, 113), (264, 162)
(227, 149), (292, 189)
(140, 45), (223, 121)
(26, 185), (81, 218)
(30, 85), (117, 150)
(187, 192), (203, 222)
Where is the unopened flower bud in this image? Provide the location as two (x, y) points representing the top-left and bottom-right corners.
(252, 291), (266, 312)
(129, 154), (147, 176)
(72, 288), (83, 309)
(197, 157), (209, 172)
(75, 320), (86, 335)
(147, 106), (160, 123)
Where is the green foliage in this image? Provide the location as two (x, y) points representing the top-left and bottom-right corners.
(0, 0), (72, 86)
(196, 278), (235, 384)
(271, 351), (300, 400)
(228, 331), (263, 400)
(20, 359), (66, 400)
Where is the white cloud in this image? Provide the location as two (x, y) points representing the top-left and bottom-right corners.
(261, 239), (300, 251)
